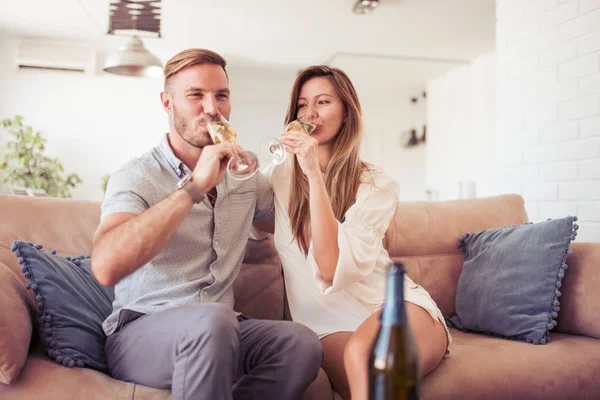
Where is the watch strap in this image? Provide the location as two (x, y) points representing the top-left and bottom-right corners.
(177, 174), (206, 204)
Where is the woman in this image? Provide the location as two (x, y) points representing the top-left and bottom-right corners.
(269, 65), (450, 400)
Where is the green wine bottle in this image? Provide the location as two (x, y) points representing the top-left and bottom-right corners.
(369, 263), (420, 400)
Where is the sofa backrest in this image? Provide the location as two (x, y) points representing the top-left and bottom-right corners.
(384, 194), (529, 317)
(0, 194), (284, 321)
(0, 195), (100, 298)
(385, 193), (600, 339)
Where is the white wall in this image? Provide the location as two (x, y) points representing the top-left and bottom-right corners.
(496, 0), (600, 242)
(358, 87), (428, 202)
(0, 36), (296, 201)
(330, 53), (465, 201)
(425, 52), (497, 200)
(0, 32), (16, 194)
(0, 37), (469, 204)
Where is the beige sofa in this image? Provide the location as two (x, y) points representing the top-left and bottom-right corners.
(1, 193), (599, 399)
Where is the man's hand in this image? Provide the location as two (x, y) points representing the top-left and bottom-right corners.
(191, 143), (243, 192)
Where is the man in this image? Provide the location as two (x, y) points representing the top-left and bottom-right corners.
(91, 48), (322, 400)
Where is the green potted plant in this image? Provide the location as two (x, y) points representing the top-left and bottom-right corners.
(0, 116), (82, 198)
(101, 173), (111, 194)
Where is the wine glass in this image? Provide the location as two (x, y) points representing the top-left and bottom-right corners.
(259, 120), (316, 166)
(206, 116), (259, 181)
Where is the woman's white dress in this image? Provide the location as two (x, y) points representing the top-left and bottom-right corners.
(267, 159), (451, 352)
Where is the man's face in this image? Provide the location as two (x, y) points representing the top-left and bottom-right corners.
(166, 64), (231, 148)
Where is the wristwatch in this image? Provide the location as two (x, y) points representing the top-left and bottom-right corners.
(176, 174), (206, 204)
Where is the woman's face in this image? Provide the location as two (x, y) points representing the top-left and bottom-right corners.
(296, 76), (345, 146)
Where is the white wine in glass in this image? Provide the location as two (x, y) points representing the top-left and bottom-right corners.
(207, 116), (259, 181)
(259, 120), (316, 166)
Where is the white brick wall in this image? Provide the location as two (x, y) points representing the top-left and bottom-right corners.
(580, 0), (600, 15)
(581, 115), (600, 136)
(497, 0), (600, 242)
(579, 72), (600, 95)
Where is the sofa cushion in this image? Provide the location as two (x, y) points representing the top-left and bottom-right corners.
(447, 217), (578, 344)
(0, 349), (170, 400)
(0, 262), (32, 384)
(234, 235), (285, 320)
(11, 241), (114, 372)
(556, 242), (600, 339)
(421, 329), (600, 400)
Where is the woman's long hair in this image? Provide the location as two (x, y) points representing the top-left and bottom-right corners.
(285, 65), (369, 256)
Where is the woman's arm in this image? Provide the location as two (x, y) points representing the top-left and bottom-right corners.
(280, 131), (340, 281)
(281, 131), (399, 292)
(307, 172), (339, 283)
(310, 173), (399, 295)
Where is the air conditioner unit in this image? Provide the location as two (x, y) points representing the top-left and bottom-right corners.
(16, 40), (98, 75)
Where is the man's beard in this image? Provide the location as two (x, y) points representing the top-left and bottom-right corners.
(173, 104), (213, 148)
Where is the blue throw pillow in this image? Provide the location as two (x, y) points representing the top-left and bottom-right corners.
(447, 216), (578, 345)
(11, 240), (114, 372)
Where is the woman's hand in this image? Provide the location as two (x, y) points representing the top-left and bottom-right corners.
(280, 130), (321, 179)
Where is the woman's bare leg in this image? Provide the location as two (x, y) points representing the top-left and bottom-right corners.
(343, 303), (447, 400)
(320, 332), (353, 400)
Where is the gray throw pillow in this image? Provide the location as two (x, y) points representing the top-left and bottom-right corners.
(11, 240), (114, 372)
(447, 216), (578, 345)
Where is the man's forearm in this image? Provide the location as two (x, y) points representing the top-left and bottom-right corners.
(92, 189), (193, 286)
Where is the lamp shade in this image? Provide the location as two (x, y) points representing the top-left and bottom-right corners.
(103, 36), (162, 78)
(353, 0), (380, 14)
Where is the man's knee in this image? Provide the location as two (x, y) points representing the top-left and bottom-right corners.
(281, 323), (323, 374)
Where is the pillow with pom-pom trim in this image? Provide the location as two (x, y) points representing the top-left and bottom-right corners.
(11, 240), (114, 372)
(447, 216), (578, 345)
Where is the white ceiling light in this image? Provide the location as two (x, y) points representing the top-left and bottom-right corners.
(103, 0), (163, 77)
(103, 36), (162, 78)
(353, 0), (380, 14)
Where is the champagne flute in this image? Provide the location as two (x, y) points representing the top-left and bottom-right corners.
(206, 116), (259, 181)
(259, 120), (316, 166)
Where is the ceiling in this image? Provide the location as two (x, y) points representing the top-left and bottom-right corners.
(0, 0), (496, 68)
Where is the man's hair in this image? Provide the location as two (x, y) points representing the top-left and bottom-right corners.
(163, 48), (227, 93)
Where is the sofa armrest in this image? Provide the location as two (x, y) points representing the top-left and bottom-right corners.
(0, 261), (33, 384)
(557, 242), (600, 339)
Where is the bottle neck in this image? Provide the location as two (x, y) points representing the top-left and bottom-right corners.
(380, 266), (407, 326)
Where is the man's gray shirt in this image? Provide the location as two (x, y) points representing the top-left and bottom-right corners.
(101, 133), (274, 336)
